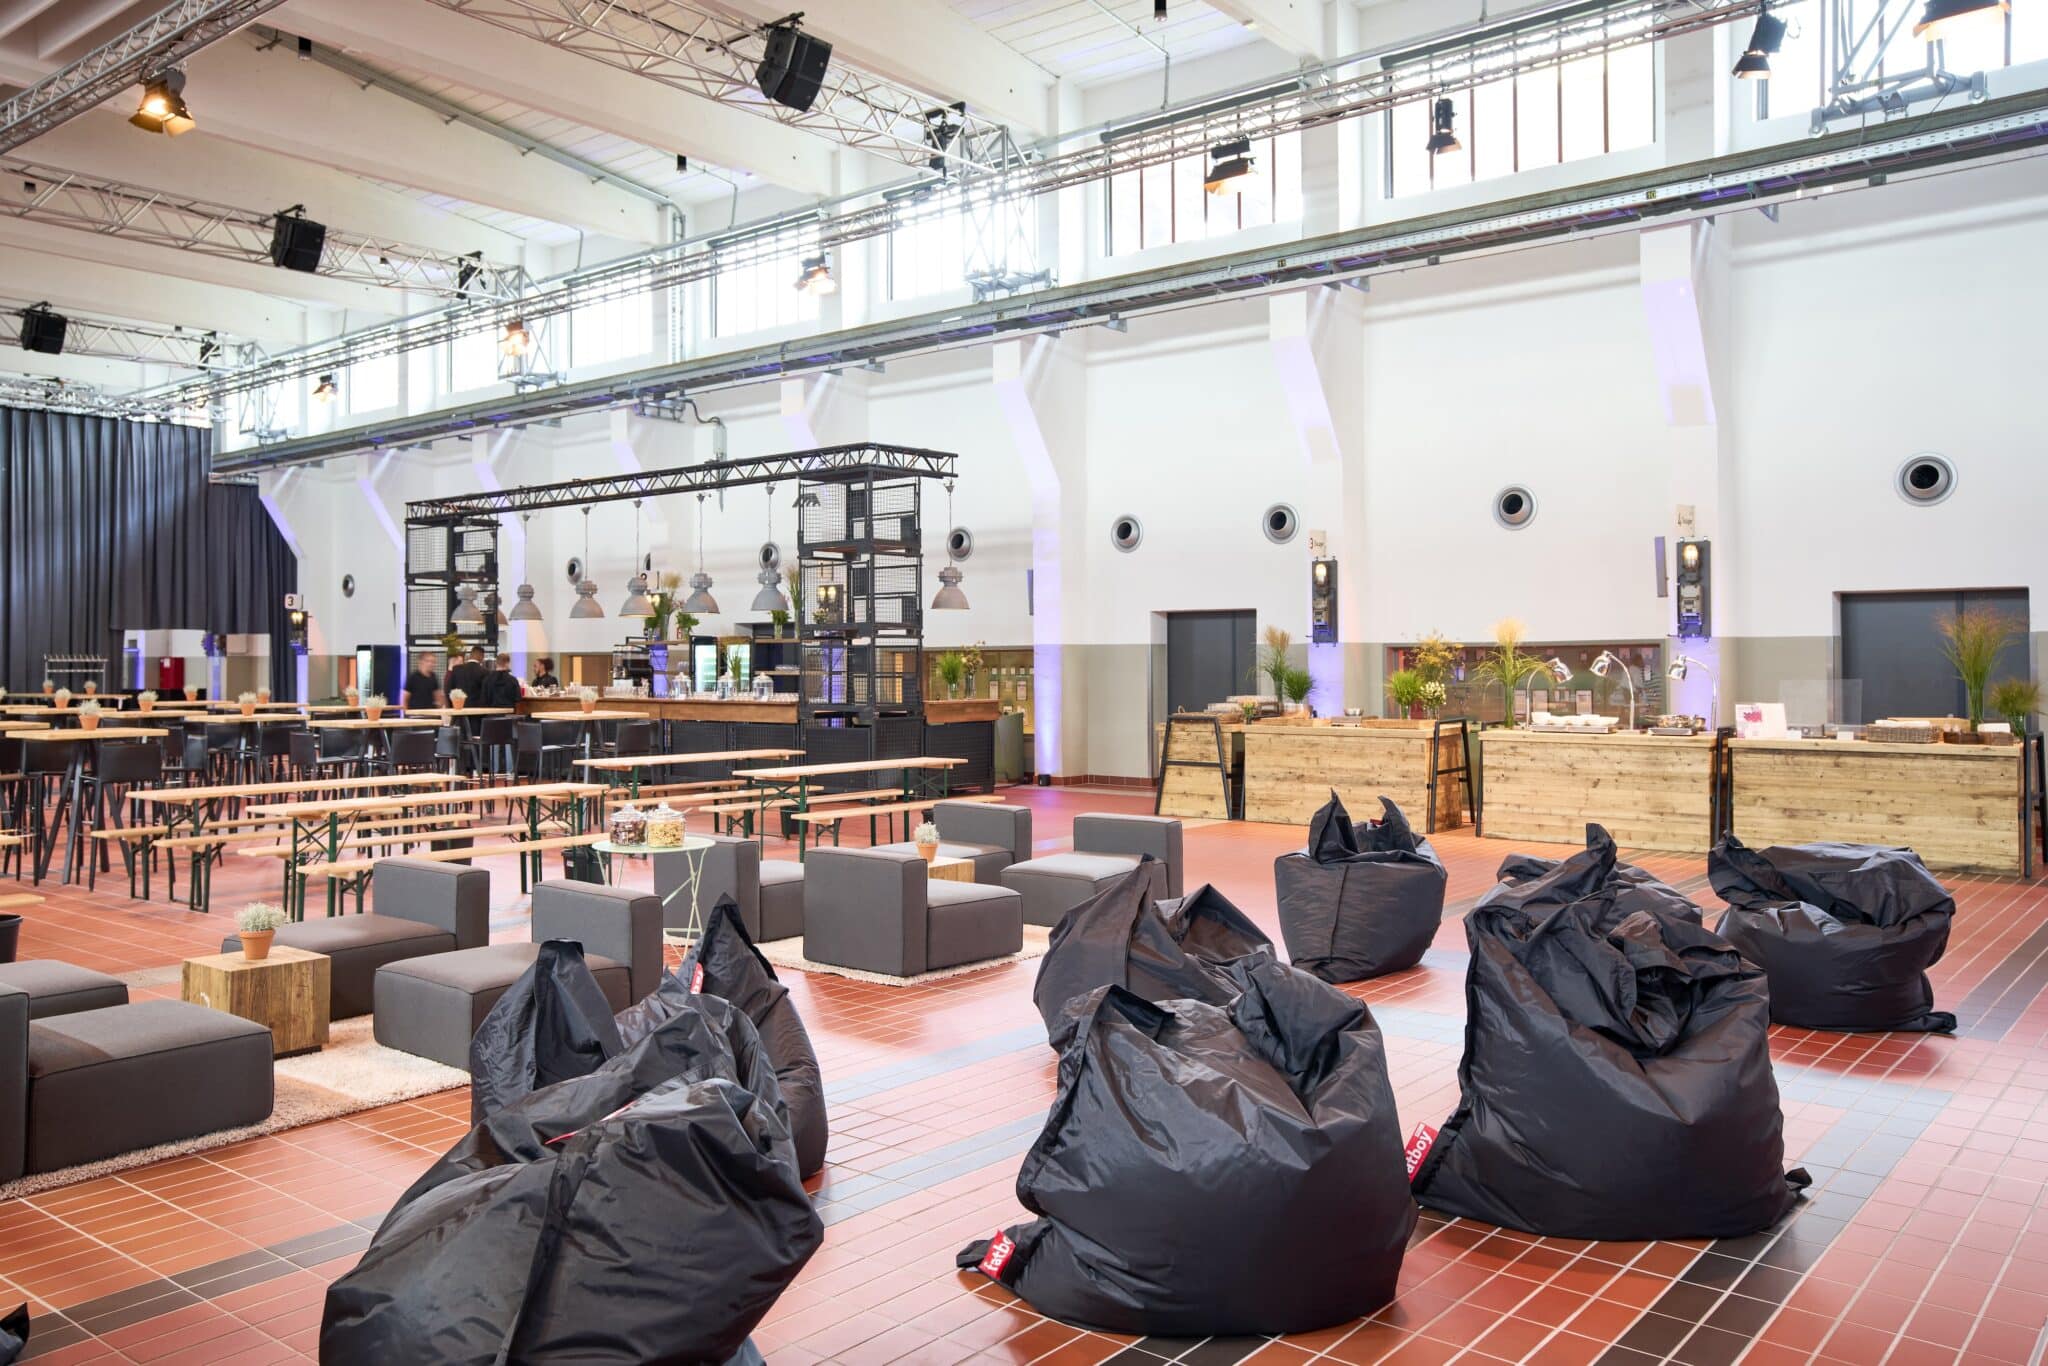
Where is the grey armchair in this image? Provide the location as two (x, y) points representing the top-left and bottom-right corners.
(1000, 813), (1185, 927)
(803, 847), (1022, 978)
(874, 801), (1033, 883)
(655, 834), (806, 942)
(223, 858), (490, 1017)
(373, 879), (662, 1068)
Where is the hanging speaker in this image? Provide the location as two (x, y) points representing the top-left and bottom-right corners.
(756, 26), (832, 112)
(269, 212), (327, 273)
(18, 307), (66, 355)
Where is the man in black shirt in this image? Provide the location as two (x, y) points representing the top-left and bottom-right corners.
(403, 653), (442, 711)
(479, 653), (524, 710)
(444, 646), (487, 703)
(531, 656), (560, 691)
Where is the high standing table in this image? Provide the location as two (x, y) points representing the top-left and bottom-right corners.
(595, 835), (715, 946)
(18, 728), (169, 884)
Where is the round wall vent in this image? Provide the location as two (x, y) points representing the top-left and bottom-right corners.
(1110, 514), (1144, 553)
(1897, 453), (1955, 505)
(340, 573), (355, 598)
(565, 556), (584, 585)
(1262, 503), (1299, 545)
(758, 541), (781, 570)
(947, 527), (974, 561)
(1494, 485), (1536, 529)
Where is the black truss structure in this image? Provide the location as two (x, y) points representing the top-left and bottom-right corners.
(405, 444), (959, 520)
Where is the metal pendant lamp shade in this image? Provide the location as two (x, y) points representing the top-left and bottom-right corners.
(509, 511), (543, 621)
(570, 507), (605, 618)
(1914, 0), (2006, 38)
(451, 582), (484, 624)
(619, 499), (654, 616)
(485, 590), (509, 626)
(683, 494), (718, 614)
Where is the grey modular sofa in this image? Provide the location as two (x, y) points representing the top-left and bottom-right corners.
(656, 833), (805, 942)
(1000, 814), (1185, 927)
(803, 847), (1023, 977)
(873, 801), (1033, 884)
(0, 961), (273, 1181)
(222, 858), (490, 1017)
(372, 880), (662, 1069)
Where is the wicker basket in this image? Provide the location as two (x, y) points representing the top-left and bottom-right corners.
(1866, 723), (1938, 744)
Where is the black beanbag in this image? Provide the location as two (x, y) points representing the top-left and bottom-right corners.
(468, 939), (622, 1123)
(1412, 827), (1804, 1240)
(1276, 792), (1447, 982)
(1710, 836), (1956, 1033)
(960, 957), (1414, 1336)
(679, 897), (830, 1177)
(1032, 862), (1271, 1047)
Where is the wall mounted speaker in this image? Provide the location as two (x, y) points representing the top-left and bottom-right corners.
(1310, 557), (1338, 644)
(756, 25), (832, 112)
(268, 212), (327, 273)
(1494, 485), (1536, 529)
(19, 307), (66, 355)
(947, 527), (973, 561)
(1675, 537), (1711, 639)
(1109, 514), (1143, 553)
(1896, 453), (1955, 505)
(1262, 503), (1299, 544)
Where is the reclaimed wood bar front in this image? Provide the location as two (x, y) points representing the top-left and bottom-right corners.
(1242, 721), (1467, 829)
(1479, 730), (1719, 853)
(1728, 737), (2025, 875)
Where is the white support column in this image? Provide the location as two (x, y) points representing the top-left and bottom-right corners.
(993, 335), (1088, 779)
(778, 371), (872, 448)
(356, 452), (409, 678)
(257, 468), (310, 700)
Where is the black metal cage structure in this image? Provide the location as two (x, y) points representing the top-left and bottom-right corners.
(797, 470), (925, 728)
(404, 514), (501, 662)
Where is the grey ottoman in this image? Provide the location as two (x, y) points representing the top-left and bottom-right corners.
(25, 1000), (274, 1173)
(0, 960), (129, 1019)
(372, 944), (630, 1070)
(1001, 853), (1167, 928)
(760, 862), (805, 941)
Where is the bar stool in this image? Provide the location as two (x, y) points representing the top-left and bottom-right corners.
(605, 720), (653, 761)
(433, 724), (465, 776)
(476, 716), (518, 784)
(82, 740), (163, 895)
(0, 736), (25, 880)
(388, 729), (439, 774)
(257, 723), (301, 783)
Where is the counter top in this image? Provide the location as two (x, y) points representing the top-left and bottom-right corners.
(1730, 736), (2022, 760)
(1481, 729), (1718, 747)
(1242, 720), (1468, 829)
(1480, 726), (1718, 852)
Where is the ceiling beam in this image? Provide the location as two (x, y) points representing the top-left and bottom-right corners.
(278, 0), (843, 198)
(0, 240), (306, 342)
(0, 0), (66, 44)
(1, 348), (166, 389)
(1205, 0), (1327, 63)
(702, 0), (1055, 137)
(33, 0), (140, 58)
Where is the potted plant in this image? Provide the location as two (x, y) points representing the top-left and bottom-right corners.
(362, 692), (386, 722)
(344, 684), (360, 704)
(1938, 607), (2022, 732)
(1255, 626), (1292, 704)
(1239, 700), (1262, 725)
(237, 902), (287, 961)
(238, 690), (258, 717)
(785, 564), (804, 622)
(1385, 668), (1425, 719)
(52, 687), (70, 710)
(913, 821), (941, 864)
(1472, 617), (1547, 728)
(648, 572), (681, 640)
(1990, 677), (2040, 741)
(82, 679), (99, 696)
(449, 688), (467, 711)
(574, 684), (598, 714)
(76, 699), (102, 731)
(1419, 680), (1448, 718)
(440, 630), (463, 661)
(1281, 663), (1314, 716)
(674, 612), (698, 642)
(137, 689), (157, 714)
(255, 684), (271, 703)
(935, 650), (966, 699)
(962, 642), (987, 698)
(40, 679), (53, 697)
(769, 607), (790, 632)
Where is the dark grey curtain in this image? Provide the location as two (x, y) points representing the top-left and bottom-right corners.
(0, 407), (297, 698)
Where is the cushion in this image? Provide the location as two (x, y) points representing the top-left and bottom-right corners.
(926, 882), (1024, 970)
(0, 960), (129, 1020)
(379, 943), (627, 998)
(223, 916), (458, 1020)
(1006, 853), (1144, 884)
(873, 840), (1009, 882)
(759, 861), (806, 942)
(373, 945), (631, 1070)
(28, 999), (272, 1077)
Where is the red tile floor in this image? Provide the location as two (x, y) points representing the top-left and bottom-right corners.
(5, 787), (2048, 1364)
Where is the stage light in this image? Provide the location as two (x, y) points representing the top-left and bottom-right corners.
(794, 256), (837, 295)
(312, 374), (338, 403)
(1734, 3), (1786, 78)
(499, 318), (532, 358)
(1913, 0), (2007, 40)
(1426, 97), (1460, 155)
(1204, 137), (1254, 195)
(130, 70), (195, 136)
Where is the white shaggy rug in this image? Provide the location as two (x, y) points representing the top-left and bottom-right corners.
(755, 925), (1050, 987)
(0, 1016), (468, 1201)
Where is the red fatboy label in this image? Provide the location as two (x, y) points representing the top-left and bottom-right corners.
(1404, 1123), (1439, 1182)
(977, 1230), (1017, 1279)
(690, 961), (705, 994)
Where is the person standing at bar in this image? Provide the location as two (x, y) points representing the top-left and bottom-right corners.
(404, 653), (442, 711)
(445, 646), (487, 704)
(532, 657), (560, 691)
(479, 653), (523, 710)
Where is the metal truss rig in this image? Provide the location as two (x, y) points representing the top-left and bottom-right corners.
(425, 0), (1014, 174)
(0, 0), (296, 153)
(0, 300), (230, 367)
(407, 444), (960, 518)
(0, 157), (529, 301)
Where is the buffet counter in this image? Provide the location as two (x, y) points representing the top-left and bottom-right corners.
(1728, 737), (2025, 875)
(1479, 730), (1719, 853)
(523, 696), (799, 723)
(1242, 720), (1467, 829)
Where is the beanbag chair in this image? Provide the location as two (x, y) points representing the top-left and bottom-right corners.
(468, 939), (622, 1123)
(1412, 830), (1805, 1240)
(1031, 862), (1271, 1047)
(1710, 836), (1956, 1033)
(679, 897), (830, 1177)
(1486, 823), (1705, 925)
(325, 995), (819, 1366)
(961, 958), (1414, 1336)
(1276, 792), (1447, 982)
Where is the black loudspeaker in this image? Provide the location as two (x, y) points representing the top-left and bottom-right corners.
(1310, 556), (1338, 645)
(19, 308), (66, 355)
(756, 26), (832, 112)
(269, 212), (327, 273)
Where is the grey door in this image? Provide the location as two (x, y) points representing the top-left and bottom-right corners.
(1166, 611), (1255, 716)
(1840, 589), (2030, 723)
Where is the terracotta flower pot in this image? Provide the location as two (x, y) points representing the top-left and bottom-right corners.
(917, 842), (939, 864)
(365, 705), (385, 722)
(40, 685), (52, 696)
(78, 713), (100, 731)
(52, 697), (67, 710)
(240, 703), (256, 717)
(580, 697), (597, 714)
(451, 697), (466, 710)
(138, 698), (154, 713)
(241, 930), (274, 962)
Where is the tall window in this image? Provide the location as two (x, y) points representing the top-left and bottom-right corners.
(1105, 130), (1303, 256)
(347, 353), (399, 413)
(1759, 2), (2048, 119)
(571, 284), (654, 368)
(702, 226), (821, 338)
(888, 201), (967, 300)
(450, 327), (500, 392)
(1387, 28), (1655, 197)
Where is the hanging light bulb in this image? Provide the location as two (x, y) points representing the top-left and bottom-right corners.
(682, 493), (720, 614)
(130, 69), (195, 136)
(619, 498), (654, 616)
(509, 512), (544, 621)
(570, 507), (605, 618)
(751, 482), (792, 613)
(931, 478), (969, 610)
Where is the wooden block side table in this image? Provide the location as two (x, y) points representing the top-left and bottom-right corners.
(925, 855), (975, 883)
(182, 945), (331, 1057)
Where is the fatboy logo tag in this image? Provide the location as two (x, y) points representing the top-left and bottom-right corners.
(1404, 1123), (1439, 1182)
(690, 961), (705, 994)
(978, 1230), (1017, 1279)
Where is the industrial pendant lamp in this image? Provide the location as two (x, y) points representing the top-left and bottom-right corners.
(1426, 97), (1460, 155)
(570, 507), (605, 618)
(451, 582), (484, 624)
(930, 478), (969, 610)
(619, 499), (654, 616)
(1732, 1), (1786, 78)
(682, 494), (720, 615)
(509, 512), (544, 621)
(750, 483), (791, 613)
(1913, 0), (2006, 39)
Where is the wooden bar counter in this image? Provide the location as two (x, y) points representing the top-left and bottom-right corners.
(1243, 720), (1466, 829)
(1479, 730), (1719, 853)
(523, 696), (799, 723)
(1728, 737), (2024, 875)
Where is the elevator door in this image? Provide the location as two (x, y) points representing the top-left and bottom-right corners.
(1839, 589), (2030, 723)
(1166, 611), (1256, 717)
